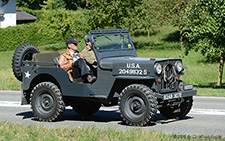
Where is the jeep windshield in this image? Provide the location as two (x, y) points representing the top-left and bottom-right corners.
(93, 33), (133, 51)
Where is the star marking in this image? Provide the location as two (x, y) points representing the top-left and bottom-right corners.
(25, 71), (31, 79)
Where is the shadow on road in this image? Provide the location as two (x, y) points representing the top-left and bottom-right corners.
(154, 115), (193, 125)
(16, 109), (194, 126)
(16, 109), (122, 122)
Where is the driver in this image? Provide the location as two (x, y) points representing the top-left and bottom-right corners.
(81, 35), (97, 76)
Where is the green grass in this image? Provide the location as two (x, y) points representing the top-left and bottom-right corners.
(1, 25), (225, 96)
(0, 51), (21, 90)
(0, 122), (223, 140)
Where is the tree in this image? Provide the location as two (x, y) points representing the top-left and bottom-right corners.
(17, 0), (86, 10)
(65, 0), (86, 10)
(41, 0), (66, 10)
(171, 0), (191, 50)
(185, 0), (225, 86)
(134, 0), (170, 37)
(17, 0), (44, 10)
(131, 0), (165, 37)
(87, 0), (142, 31)
(161, 0), (194, 50)
(39, 9), (89, 43)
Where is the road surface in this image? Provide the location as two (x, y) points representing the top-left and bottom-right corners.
(0, 90), (225, 137)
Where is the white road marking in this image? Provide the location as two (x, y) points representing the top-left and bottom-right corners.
(0, 90), (21, 93)
(193, 96), (225, 99)
(0, 101), (30, 107)
(0, 101), (225, 116)
(100, 106), (119, 111)
(190, 108), (225, 116)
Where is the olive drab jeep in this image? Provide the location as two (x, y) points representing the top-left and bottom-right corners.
(12, 29), (196, 126)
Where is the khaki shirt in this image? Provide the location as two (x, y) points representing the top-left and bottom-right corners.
(81, 46), (97, 68)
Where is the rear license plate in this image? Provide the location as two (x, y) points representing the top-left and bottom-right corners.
(163, 92), (182, 100)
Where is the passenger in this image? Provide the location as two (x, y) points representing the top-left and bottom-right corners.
(81, 35), (97, 76)
(58, 37), (96, 83)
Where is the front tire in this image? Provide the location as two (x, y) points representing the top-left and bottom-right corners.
(159, 96), (193, 119)
(118, 84), (157, 126)
(30, 82), (65, 122)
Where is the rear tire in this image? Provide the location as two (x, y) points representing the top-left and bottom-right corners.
(30, 82), (65, 122)
(119, 84), (157, 126)
(12, 44), (39, 81)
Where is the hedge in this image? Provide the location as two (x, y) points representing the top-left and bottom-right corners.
(0, 23), (63, 52)
(0, 9), (90, 52)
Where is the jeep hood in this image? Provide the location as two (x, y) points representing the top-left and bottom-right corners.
(99, 56), (180, 70)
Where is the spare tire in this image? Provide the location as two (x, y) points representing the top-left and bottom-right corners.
(12, 44), (40, 81)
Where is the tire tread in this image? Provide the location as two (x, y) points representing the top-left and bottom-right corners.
(118, 84), (158, 126)
(30, 82), (65, 122)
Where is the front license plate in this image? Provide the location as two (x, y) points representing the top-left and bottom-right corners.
(163, 92), (182, 100)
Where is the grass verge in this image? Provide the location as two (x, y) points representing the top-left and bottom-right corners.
(0, 122), (223, 140)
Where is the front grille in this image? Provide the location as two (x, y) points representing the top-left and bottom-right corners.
(162, 61), (177, 90)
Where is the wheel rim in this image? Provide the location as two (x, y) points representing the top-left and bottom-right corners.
(125, 95), (146, 119)
(36, 92), (54, 114)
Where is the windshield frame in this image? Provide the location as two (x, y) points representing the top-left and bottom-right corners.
(88, 29), (138, 61)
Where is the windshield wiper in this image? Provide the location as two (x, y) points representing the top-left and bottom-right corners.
(104, 35), (112, 41)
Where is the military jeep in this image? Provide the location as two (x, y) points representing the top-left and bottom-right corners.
(12, 29), (196, 126)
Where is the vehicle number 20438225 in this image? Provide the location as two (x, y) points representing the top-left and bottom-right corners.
(119, 69), (148, 75)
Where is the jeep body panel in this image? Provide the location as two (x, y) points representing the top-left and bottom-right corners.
(21, 64), (117, 99)
(100, 56), (184, 93)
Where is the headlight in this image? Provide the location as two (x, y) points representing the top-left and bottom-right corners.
(154, 63), (162, 74)
(175, 61), (183, 72)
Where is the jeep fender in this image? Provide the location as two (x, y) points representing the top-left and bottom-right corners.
(22, 67), (69, 91)
(109, 76), (156, 99)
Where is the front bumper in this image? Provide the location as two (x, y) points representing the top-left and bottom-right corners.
(155, 89), (197, 100)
